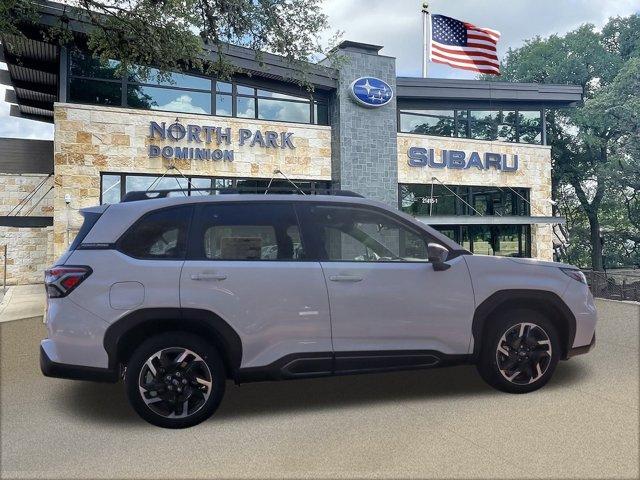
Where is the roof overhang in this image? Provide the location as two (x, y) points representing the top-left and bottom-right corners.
(1, 34), (59, 123)
(396, 77), (583, 109)
(416, 215), (566, 225)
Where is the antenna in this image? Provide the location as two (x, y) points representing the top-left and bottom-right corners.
(265, 169), (307, 195)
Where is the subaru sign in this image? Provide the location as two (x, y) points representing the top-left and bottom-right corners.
(349, 77), (393, 107)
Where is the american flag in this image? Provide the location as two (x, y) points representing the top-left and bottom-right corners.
(429, 14), (501, 75)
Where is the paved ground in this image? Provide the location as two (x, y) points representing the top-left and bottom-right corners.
(0, 284), (45, 323)
(1, 299), (638, 479)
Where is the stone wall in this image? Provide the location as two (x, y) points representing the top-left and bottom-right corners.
(0, 174), (55, 285)
(397, 134), (554, 260)
(324, 48), (398, 207)
(0, 226), (53, 285)
(53, 103), (332, 256)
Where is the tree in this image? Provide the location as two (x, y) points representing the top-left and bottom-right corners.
(486, 16), (640, 270)
(1, 0), (334, 86)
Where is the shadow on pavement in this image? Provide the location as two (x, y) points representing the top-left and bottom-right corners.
(54, 361), (589, 424)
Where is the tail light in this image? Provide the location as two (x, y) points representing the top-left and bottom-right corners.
(44, 266), (93, 298)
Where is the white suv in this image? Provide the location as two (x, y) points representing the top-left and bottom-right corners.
(41, 191), (597, 428)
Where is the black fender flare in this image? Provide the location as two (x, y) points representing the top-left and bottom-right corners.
(471, 290), (576, 360)
(103, 307), (243, 376)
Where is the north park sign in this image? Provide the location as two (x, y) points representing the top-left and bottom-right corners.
(407, 147), (519, 172)
(148, 120), (295, 162)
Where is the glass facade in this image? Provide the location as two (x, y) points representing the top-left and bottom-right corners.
(399, 184), (530, 217)
(399, 183), (532, 257)
(399, 108), (542, 144)
(68, 49), (328, 125)
(100, 173), (332, 204)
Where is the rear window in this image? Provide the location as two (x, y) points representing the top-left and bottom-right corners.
(119, 206), (192, 259)
(69, 211), (103, 251)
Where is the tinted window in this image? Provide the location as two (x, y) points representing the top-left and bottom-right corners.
(128, 67), (211, 90)
(196, 203), (304, 260)
(518, 111), (542, 144)
(258, 98), (310, 123)
(119, 207), (192, 259)
(70, 49), (121, 79)
(298, 205), (430, 262)
(69, 211), (102, 251)
(400, 110), (455, 136)
(69, 78), (122, 106)
(127, 86), (211, 114)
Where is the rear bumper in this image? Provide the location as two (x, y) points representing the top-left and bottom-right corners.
(40, 345), (119, 383)
(566, 332), (596, 359)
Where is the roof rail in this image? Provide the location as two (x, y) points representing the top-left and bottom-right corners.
(120, 188), (365, 202)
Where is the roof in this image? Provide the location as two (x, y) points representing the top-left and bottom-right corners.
(396, 77), (583, 108)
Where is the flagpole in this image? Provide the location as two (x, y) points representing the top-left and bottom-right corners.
(422, 2), (430, 77)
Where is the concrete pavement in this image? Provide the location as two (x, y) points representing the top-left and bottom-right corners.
(0, 284), (45, 323)
(1, 299), (638, 479)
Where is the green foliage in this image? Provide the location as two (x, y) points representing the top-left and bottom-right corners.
(484, 15), (640, 269)
(2, 0), (335, 89)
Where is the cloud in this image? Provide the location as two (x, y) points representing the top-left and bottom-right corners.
(155, 94), (209, 114)
(321, 0), (640, 78)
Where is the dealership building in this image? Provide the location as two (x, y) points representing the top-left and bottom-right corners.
(0, 1), (582, 285)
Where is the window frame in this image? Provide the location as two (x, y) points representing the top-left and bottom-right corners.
(66, 48), (329, 125)
(295, 202), (449, 264)
(398, 108), (543, 144)
(116, 205), (195, 261)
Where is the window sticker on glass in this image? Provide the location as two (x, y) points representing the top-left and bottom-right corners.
(220, 237), (263, 260)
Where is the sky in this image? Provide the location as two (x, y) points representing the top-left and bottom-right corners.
(1, 0), (639, 140)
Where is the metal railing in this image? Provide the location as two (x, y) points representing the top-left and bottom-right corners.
(581, 269), (640, 302)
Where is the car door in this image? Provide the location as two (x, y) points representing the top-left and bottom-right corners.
(180, 201), (332, 372)
(296, 203), (475, 371)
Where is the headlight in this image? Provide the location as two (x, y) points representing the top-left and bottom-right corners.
(560, 268), (587, 285)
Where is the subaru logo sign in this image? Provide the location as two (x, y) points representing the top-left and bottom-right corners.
(349, 77), (393, 108)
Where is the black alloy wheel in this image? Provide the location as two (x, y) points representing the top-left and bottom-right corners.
(125, 332), (226, 428)
(495, 322), (553, 385)
(477, 309), (560, 394)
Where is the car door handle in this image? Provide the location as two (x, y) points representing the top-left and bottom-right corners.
(190, 273), (227, 281)
(329, 275), (363, 282)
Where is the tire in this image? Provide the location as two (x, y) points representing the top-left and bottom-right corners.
(476, 309), (560, 394)
(125, 332), (226, 428)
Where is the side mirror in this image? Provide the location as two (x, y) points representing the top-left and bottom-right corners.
(427, 243), (450, 271)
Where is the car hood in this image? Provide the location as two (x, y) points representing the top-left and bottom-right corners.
(506, 257), (577, 270)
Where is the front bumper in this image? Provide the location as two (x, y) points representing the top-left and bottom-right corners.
(40, 344), (119, 383)
(566, 332), (596, 359)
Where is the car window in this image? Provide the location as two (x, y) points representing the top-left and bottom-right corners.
(297, 204), (430, 262)
(119, 206), (192, 259)
(197, 203), (304, 261)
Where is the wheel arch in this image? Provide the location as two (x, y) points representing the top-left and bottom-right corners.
(471, 290), (576, 361)
(103, 308), (243, 380)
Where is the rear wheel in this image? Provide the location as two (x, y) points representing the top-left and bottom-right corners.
(125, 332), (226, 428)
(477, 309), (560, 394)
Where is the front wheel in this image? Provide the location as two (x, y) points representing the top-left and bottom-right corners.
(125, 332), (226, 428)
(477, 309), (560, 394)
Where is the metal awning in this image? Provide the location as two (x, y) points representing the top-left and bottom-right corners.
(416, 215), (566, 226)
